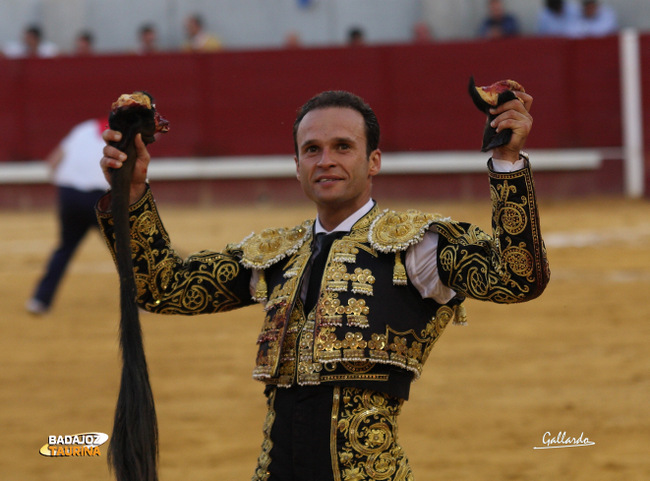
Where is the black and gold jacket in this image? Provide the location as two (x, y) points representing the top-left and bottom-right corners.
(97, 160), (549, 400)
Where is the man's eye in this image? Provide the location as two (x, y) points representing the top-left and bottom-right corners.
(338, 143), (350, 150)
(305, 145), (318, 153)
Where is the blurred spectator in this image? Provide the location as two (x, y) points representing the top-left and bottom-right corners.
(26, 117), (110, 315)
(478, 0), (520, 39)
(73, 30), (94, 56)
(183, 14), (222, 52)
(412, 21), (434, 43)
(3, 24), (59, 58)
(284, 31), (302, 49)
(570, 0), (618, 37)
(347, 27), (365, 46)
(537, 0), (581, 36)
(137, 23), (159, 54)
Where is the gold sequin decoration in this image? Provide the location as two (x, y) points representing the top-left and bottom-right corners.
(333, 239), (359, 263)
(351, 268), (375, 296)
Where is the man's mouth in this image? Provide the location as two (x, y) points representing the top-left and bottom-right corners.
(316, 177), (341, 184)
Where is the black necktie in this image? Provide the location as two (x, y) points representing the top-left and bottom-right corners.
(304, 232), (344, 314)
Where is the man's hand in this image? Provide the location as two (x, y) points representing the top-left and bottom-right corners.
(101, 129), (150, 204)
(490, 91), (533, 163)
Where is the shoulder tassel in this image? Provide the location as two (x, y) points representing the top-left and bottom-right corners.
(453, 303), (468, 326)
(253, 271), (268, 303)
(393, 251), (408, 286)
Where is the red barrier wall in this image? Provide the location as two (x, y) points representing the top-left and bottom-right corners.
(0, 35), (628, 162)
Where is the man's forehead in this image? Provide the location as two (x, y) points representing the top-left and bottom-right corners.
(297, 107), (365, 140)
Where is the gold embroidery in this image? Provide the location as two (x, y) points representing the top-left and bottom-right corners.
(333, 239), (359, 263)
(297, 318), (323, 385)
(326, 264), (375, 297)
(435, 165), (550, 305)
(321, 295), (370, 329)
(345, 298), (370, 328)
(326, 263), (349, 292)
(252, 389), (276, 481)
(340, 360), (376, 373)
(239, 220), (312, 269)
(312, 304), (453, 380)
(334, 388), (414, 481)
(500, 203), (527, 235)
(254, 271), (267, 302)
(502, 245), (535, 279)
(369, 209), (447, 253)
(453, 303), (467, 326)
(392, 251), (407, 286)
(331, 387), (342, 481)
(321, 293), (344, 327)
(350, 268), (375, 296)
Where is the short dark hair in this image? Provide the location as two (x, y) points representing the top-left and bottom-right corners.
(26, 25), (43, 40)
(78, 30), (94, 44)
(139, 23), (156, 35)
(293, 90), (380, 158)
(190, 14), (204, 28)
(546, 0), (564, 13)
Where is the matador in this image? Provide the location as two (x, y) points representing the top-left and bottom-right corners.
(98, 89), (550, 480)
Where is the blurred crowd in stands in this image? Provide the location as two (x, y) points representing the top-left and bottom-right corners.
(479, 0), (618, 39)
(1, 0), (620, 59)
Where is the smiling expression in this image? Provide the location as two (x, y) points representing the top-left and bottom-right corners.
(294, 107), (381, 230)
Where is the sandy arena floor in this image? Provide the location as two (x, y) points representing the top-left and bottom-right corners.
(2, 194), (649, 480)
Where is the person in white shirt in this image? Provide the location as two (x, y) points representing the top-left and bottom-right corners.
(96, 88), (549, 480)
(537, 0), (617, 38)
(26, 118), (109, 314)
(3, 24), (59, 58)
(570, 0), (618, 38)
(537, 0), (581, 36)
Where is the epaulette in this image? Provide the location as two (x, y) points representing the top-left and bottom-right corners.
(234, 220), (313, 270)
(368, 209), (450, 286)
(369, 209), (449, 253)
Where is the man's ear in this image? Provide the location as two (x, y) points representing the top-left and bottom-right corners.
(294, 155), (300, 179)
(368, 149), (381, 177)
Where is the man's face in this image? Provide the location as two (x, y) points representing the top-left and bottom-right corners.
(294, 107), (380, 220)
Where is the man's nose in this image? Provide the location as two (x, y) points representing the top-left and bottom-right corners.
(317, 147), (336, 167)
